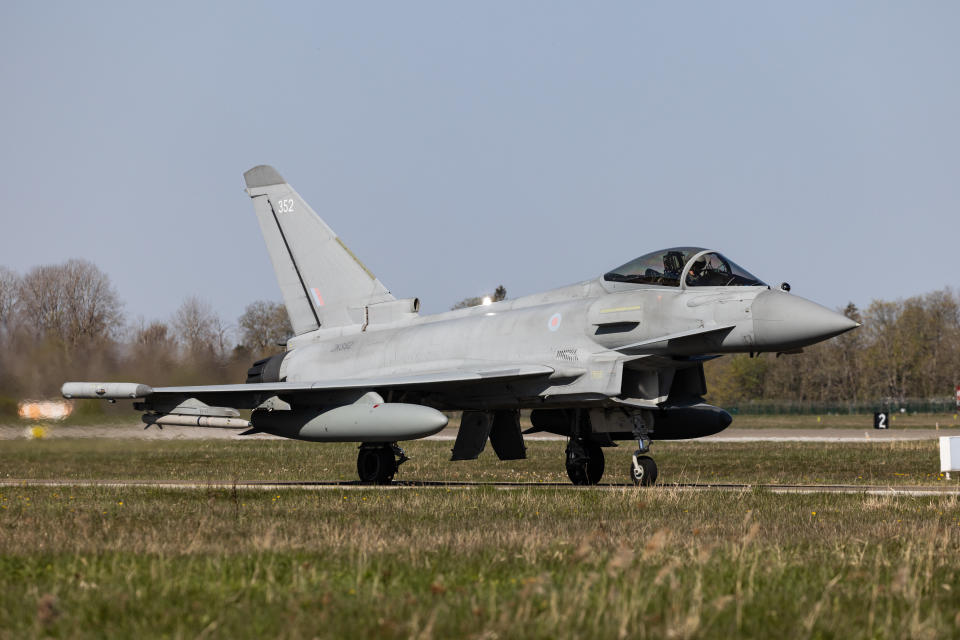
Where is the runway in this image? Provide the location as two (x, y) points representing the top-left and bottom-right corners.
(2, 478), (957, 496)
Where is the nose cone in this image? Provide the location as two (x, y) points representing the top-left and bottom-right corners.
(752, 289), (859, 350)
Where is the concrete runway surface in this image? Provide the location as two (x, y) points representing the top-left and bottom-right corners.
(2, 478), (957, 497)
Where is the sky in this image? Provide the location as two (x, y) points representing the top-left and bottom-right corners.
(1, 1), (958, 329)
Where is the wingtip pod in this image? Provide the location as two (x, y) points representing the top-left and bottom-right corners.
(61, 382), (153, 399)
(244, 165), (286, 189)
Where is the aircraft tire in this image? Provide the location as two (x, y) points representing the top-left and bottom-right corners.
(357, 446), (397, 484)
(585, 442), (604, 484)
(630, 454), (658, 486)
(565, 439), (604, 485)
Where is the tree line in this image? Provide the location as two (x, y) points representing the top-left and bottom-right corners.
(1, 259), (958, 412)
(0, 260), (291, 406)
(704, 291), (960, 409)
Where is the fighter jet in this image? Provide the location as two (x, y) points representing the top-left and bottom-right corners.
(62, 165), (859, 485)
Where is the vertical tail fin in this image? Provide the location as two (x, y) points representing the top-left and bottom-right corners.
(244, 165), (394, 333)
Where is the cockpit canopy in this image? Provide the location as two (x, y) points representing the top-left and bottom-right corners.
(604, 247), (765, 288)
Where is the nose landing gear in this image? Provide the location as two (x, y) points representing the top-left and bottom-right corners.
(630, 410), (658, 486)
(630, 453), (658, 486)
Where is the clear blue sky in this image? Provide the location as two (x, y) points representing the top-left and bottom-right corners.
(2, 2), (958, 328)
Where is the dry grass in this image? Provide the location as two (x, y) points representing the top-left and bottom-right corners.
(2, 485), (960, 638)
(1, 439), (960, 638)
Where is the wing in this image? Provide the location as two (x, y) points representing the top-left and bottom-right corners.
(62, 364), (556, 408)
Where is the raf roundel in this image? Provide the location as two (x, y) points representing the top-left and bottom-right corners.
(548, 312), (562, 332)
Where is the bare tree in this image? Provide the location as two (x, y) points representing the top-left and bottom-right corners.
(18, 264), (66, 339)
(0, 266), (19, 336)
(172, 296), (226, 357)
(17, 259), (123, 348)
(125, 319), (179, 382)
(132, 319), (178, 356)
(238, 300), (292, 356)
(62, 259), (124, 346)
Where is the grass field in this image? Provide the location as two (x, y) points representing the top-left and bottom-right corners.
(0, 438), (954, 486)
(2, 439), (960, 638)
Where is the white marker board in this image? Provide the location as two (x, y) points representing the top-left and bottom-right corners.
(939, 437), (960, 473)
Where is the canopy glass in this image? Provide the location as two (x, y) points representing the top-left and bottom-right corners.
(604, 248), (765, 288)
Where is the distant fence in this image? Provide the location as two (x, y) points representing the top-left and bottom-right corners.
(725, 398), (958, 415)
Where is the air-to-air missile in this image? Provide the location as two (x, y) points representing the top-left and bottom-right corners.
(63, 165), (859, 485)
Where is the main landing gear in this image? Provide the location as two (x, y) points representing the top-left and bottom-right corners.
(357, 442), (409, 484)
(565, 438), (605, 485)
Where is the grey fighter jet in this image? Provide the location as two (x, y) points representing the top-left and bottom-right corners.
(62, 165), (859, 485)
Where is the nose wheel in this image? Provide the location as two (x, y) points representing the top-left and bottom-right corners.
(629, 410), (657, 486)
(357, 443), (408, 484)
(630, 453), (658, 486)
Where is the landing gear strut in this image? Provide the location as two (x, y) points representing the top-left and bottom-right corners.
(630, 410), (658, 486)
(565, 438), (605, 485)
(357, 442), (408, 484)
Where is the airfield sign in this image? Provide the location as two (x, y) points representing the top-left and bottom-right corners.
(873, 412), (889, 430)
